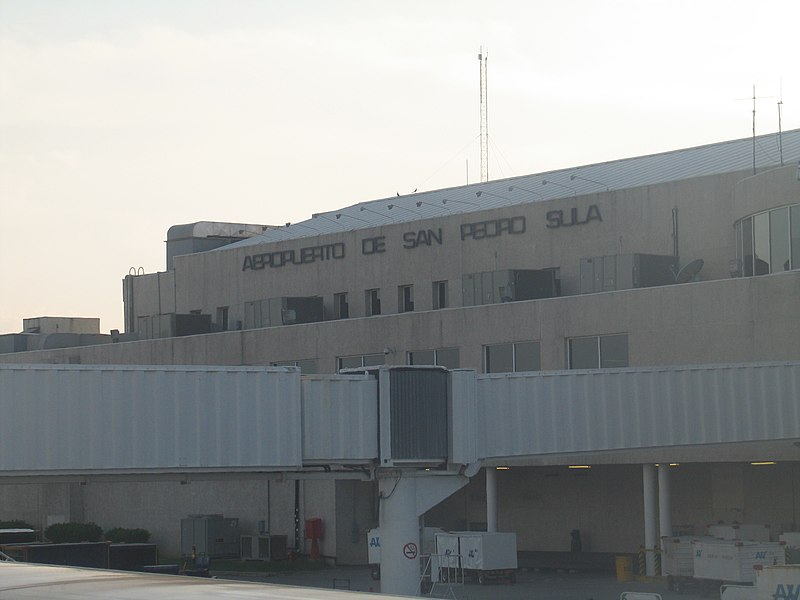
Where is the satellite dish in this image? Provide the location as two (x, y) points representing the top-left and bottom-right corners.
(676, 258), (704, 284)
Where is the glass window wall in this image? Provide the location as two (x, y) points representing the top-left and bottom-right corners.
(735, 203), (800, 276)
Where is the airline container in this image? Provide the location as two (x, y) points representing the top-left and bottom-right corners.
(709, 524), (771, 542)
(434, 532), (517, 571)
(755, 565), (800, 600)
(662, 536), (715, 577)
(779, 533), (800, 564)
(693, 540), (785, 583)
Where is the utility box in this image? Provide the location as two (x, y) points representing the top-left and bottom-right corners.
(239, 534), (287, 561)
(462, 268), (560, 306)
(180, 515), (240, 558)
(692, 540), (786, 583)
(708, 524), (771, 542)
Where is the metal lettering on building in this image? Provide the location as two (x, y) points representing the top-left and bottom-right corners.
(242, 242), (346, 271)
(546, 205), (602, 229)
(460, 217), (526, 241)
(402, 228), (443, 249)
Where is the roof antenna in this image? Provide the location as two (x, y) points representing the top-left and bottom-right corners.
(751, 84), (757, 174)
(478, 47), (488, 183)
(738, 85), (774, 174)
(778, 77), (784, 166)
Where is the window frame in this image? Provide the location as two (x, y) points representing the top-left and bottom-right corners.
(483, 340), (541, 373)
(567, 334), (628, 369)
(333, 292), (349, 319)
(432, 280), (448, 309)
(398, 284), (414, 313)
(365, 288), (381, 316)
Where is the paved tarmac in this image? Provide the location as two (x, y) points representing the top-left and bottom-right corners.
(218, 566), (720, 600)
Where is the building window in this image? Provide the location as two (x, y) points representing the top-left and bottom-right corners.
(365, 289), (381, 316)
(271, 359), (318, 373)
(735, 204), (800, 276)
(432, 281), (448, 309)
(568, 334), (628, 369)
(333, 293), (349, 319)
(398, 285), (414, 313)
(408, 347), (460, 369)
(484, 341), (541, 373)
(216, 306), (229, 331)
(337, 353), (386, 372)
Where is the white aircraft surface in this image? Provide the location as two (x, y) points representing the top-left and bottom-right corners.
(0, 562), (399, 599)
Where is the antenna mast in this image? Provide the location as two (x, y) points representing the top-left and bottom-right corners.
(751, 84), (756, 175)
(778, 78), (784, 166)
(479, 47), (488, 182)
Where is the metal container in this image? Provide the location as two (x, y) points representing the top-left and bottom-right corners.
(709, 524), (772, 542)
(662, 536), (715, 577)
(693, 540), (786, 583)
(434, 532), (517, 571)
(755, 565), (800, 600)
(181, 515), (239, 558)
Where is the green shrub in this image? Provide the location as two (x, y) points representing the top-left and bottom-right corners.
(104, 527), (151, 543)
(44, 522), (103, 543)
(0, 520), (35, 530)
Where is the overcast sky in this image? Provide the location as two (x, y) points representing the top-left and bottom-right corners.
(1, 0), (798, 335)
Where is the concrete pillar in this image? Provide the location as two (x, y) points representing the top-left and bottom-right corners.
(642, 464), (657, 576)
(378, 472), (470, 596)
(379, 476), (421, 596)
(486, 468), (497, 533)
(658, 465), (672, 547)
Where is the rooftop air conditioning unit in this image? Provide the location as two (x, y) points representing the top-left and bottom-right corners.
(240, 535), (270, 560)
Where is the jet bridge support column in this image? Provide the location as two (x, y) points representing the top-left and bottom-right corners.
(378, 471), (469, 596)
(486, 467), (497, 532)
(643, 464), (658, 576)
(658, 464), (672, 555)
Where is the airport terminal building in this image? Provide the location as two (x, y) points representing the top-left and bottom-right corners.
(2, 130), (800, 569)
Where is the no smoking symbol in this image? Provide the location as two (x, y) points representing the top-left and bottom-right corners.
(403, 542), (418, 559)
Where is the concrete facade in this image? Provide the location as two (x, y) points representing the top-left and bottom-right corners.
(3, 132), (800, 567)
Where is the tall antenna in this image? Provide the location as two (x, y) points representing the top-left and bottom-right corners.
(778, 78), (784, 166)
(479, 47), (488, 183)
(738, 85), (774, 174)
(751, 84), (756, 175)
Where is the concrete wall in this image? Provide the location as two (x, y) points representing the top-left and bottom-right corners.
(5, 272), (800, 372)
(122, 167), (791, 336)
(0, 477), (338, 559)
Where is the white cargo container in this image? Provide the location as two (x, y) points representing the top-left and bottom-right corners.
(779, 533), (800, 547)
(693, 540), (786, 583)
(662, 536), (715, 577)
(434, 532), (517, 583)
(779, 533), (800, 564)
(755, 565), (800, 600)
(709, 524), (772, 542)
